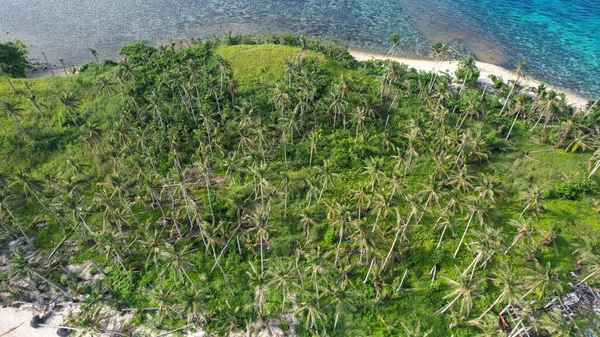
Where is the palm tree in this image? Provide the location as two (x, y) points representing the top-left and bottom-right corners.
(89, 48), (99, 64)
(159, 241), (198, 287)
(327, 279), (358, 330)
(11, 169), (69, 231)
(267, 259), (295, 313)
(467, 314), (504, 337)
(247, 261), (268, 316)
(178, 286), (208, 325)
(504, 93), (532, 142)
(429, 42), (448, 92)
(500, 59), (526, 116)
(0, 66), (18, 94)
(504, 218), (537, 255)
(467, 225), (504, 275)
(23, 82), (55, 136)
(97, 77), (119, 111)
(59, 58), (68, 76)
(388, 34), (400, 58)
(401, 320), (433, 337)
(455, 56), (479, 89)
(245, 205), (271, 273)
(9, 252), (74, 300)
(270, 83), (290, 119)
(308, 130), (321, 167)
(454, 199), (488, 258)
(0, 99), (27, 138)
(59, 92), (82, 129)
(477, 268), (523, 319)
(363, 156), (386, 194)
(438, 270), (479, 316)
(521, 261), (563, 299)
(0, 189), (32, 244)
(538, 309), (579, 337)
(576, 250), (600, 284)
(151, 285), (178, 324)
(295, 291), (326, 334)
(519, 185), (542, 217)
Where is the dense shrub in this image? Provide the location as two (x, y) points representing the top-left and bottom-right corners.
(546, 178), (597, 200)
(0, 40), (28, 77)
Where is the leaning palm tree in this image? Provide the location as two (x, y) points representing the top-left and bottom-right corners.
(0, 99), (27, 138)
(295, 291), (327, 334)
(477, 267), (524, 319)
(401, 320), (433, 337)
(538, 309), (579, 337)
(327, 279), (359, 330)
(504, 217), (537, 255)
(467, 314), (504, 337)
(23, 81), (55, 135)
(500, 59), (526, 116)
(454, 198), (488, 258)
(267, 259), (295, 313)
(0, 189), (32, 244)
(247, 261), (268, 316)
(388, 33), (400, 59)
(438, 269), (480, 316)
(89, 48), (99, 64)
(519, 185), (542, 217)
(159, 241), (198, 288)
(245, 205), (272, 273)
(521, 261), (563, 299)
(178, 286), (208, 325)
(576, 251), (600, 284)
(9, 252), (74, 300)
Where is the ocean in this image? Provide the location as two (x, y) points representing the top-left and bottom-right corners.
(1, 0), (598, 98)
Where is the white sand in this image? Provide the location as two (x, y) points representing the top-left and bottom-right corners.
(350, 50), (591, 109)
(0, 305), (68, 337)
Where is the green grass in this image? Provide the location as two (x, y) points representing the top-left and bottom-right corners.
(215, 44), (319, 85)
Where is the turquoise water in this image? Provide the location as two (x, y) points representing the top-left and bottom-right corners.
(1, 0), (598, 97)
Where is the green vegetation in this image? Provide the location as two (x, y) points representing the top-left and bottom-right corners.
(1, 33), (600, 336)
(0, 40), (28, 77)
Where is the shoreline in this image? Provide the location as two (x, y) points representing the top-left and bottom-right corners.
(19, 47), (593, 109)
(349, 50), (591, 109)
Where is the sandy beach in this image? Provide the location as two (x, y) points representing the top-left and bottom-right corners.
(350, 50), (591, 109)
(0, 305), (69, 337)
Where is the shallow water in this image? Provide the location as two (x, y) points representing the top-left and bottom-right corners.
(1, 0), (598, 98)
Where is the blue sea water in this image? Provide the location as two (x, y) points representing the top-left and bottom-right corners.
(1, 0), (598, 98)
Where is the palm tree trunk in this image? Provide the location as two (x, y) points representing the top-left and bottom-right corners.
(478, 288), (507, 319)
(577, 268), (600, 285)
(260, 232), (264, 273)
(363, 258), (375, 284)
(0, 122), (10, 137)
(439, 293), (462, 314)
(383, 227), (401, 271)
(453, 211), (475, 258)
(0, 68), (18, 94)
(296, 252), (305, 290)
(31, 269), (73, 300)
(436, 224), (448, 250)
(504, 110), (521, 142)
(500, 82), (517, 116)
(395, 268), (409, 293)
(334, 224), (344, 267)
(204, 170), (216, 225)
(4, 206), (32, 244)
(31, 102), (54, 136)
(504, 235), (522, 255)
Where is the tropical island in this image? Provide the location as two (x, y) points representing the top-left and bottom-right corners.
(1, 33), (600, 336)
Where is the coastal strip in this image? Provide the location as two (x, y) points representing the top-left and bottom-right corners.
(350, 50), (591, 109)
